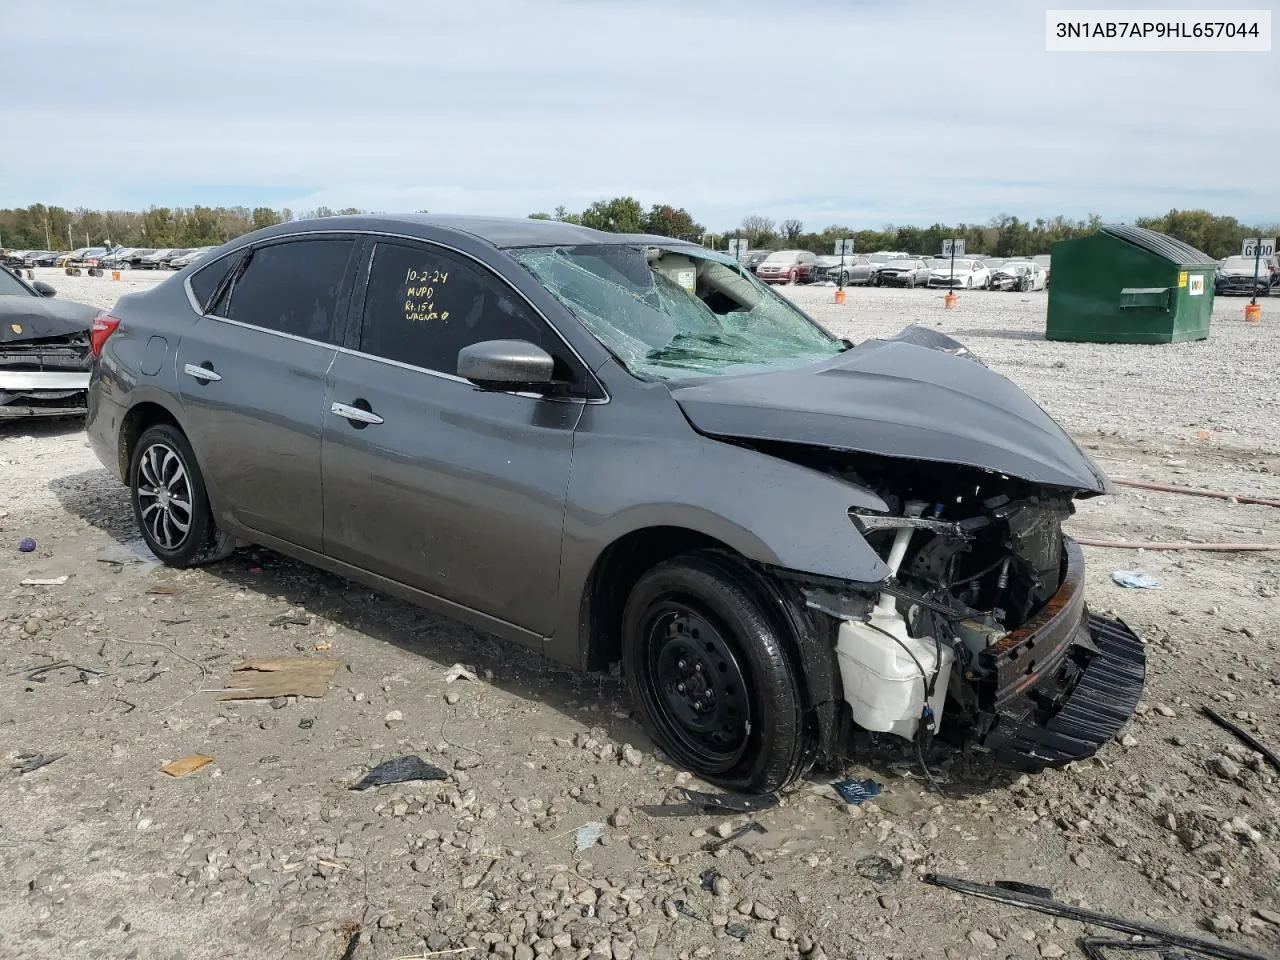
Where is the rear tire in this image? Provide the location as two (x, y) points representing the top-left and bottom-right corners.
(788, 269), (798, 284)
(622, 551), (812, 793)
(129, 424), (235, 567)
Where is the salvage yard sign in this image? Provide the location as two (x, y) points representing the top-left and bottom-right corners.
(727, 238), (748, 260)
(1242, 238), (1276, 258)
(941, 239), (965, 257)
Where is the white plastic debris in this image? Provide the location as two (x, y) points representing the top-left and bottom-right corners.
(20, 576), (69, 586)
(444, 663), (478, 683)
(574, 822), (606, 852)
(1111, 570), (1162, 589)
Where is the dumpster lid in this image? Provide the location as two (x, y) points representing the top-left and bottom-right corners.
(1102, 224), (1218, 267)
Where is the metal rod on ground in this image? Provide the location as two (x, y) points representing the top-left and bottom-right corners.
(922, 874), (1271, 960)
(1074, 538), (1280, 551)
(1112, 477), (1280, 509)
(1201, 705), (1280, 772)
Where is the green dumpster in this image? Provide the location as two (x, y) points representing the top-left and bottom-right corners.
(1046, 224), (1217, 343)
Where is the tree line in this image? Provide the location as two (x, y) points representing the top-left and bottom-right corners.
(1, 199), (1272, 261)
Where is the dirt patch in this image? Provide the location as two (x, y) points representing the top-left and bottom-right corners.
(1, 275), (1277, 959)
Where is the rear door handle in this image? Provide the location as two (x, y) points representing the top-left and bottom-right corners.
(183, 362), (221, 382)
(330, 401), (384, 425)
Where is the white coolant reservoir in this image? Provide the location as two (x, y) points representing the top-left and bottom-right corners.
(836, 503), (955, 741)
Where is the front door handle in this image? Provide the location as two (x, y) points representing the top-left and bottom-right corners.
(330, 401), (384, 425)
(183, 362), (221, 382)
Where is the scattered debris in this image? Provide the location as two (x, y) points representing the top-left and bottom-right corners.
(725, 921), (751, 940)
(338, 928), (361, 960)
(699, 867), (720, 892)
(1080, 539), (1280, 552)
(159, 754), (214, 778)
(680, 787), (779, 813)
(1112, 570), (1162, 589)
(704, 820), (766, 852)
(349, 755), (449, 791)
(574, 822), (606, 852)
(994, 880), (1054, 899)
(673, 899), (705, 921)
(855, 855), (902, 883)
(269, 612), (311, 627)
(12, 753), (64, 775)
(145, 583), (183, 595)
(1111, 477), (1280, 510)
(217, 657), (340, 700)
(1202, 705), (1280, 772)
(832, 777), (883, 805)
(443, 663), (478, 683)
(22, 661), (102, 684)
(18, 537), (36, 553)
(19, 576), (68, 586)
(923, 873), (1270, 960)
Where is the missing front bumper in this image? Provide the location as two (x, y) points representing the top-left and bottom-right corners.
(977, 613), (1147, 769)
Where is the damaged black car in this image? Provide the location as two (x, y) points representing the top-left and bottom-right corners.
(87, 215), (1146, 794)
(1, 267), (99, 419)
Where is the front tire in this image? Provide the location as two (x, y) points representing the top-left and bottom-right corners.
(130, 424), (234, 567)
(622, 551), (811, 793)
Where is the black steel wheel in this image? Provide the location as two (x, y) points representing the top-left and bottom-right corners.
(129, 424), (235, 567)
(622, 551), (812, 792)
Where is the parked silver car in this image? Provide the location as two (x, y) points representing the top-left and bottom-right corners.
(874, 258), (931, 288)
(86, 215), (1145, 791)
(815, 254), (878, 286)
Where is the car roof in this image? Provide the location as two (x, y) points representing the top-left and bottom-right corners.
(240, 213), (688, 251)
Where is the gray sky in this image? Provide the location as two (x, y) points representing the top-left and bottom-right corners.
(3, 0), (1276, 229)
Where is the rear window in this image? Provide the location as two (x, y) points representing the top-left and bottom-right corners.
(221, 239), (356, 343)
(189, 254), (240, 313)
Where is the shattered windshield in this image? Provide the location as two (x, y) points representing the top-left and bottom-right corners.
(511, 244), (845, 381)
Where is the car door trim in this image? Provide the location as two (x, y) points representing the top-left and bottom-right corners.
(183, 228), (608, 404)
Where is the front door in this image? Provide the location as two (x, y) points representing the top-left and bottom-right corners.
(176, 236), (359, 552)
(321, 239), (582, 637)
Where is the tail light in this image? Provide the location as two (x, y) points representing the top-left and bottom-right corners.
(89, 314), (121, 357)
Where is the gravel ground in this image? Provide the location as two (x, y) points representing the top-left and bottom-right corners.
(1, 269), (1278, 960)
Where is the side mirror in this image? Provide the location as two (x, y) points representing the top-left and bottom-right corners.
(33, 281), (57, 298)
(458, 339), (555, 391)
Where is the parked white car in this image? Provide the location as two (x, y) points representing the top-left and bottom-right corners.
(926, 258), (991, 289)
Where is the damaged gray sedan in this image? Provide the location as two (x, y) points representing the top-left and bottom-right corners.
(86, 215), (1145, 793)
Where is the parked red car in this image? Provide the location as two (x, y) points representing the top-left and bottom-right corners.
(754, 250), (819, 284)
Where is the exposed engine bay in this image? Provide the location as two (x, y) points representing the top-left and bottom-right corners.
(759, 442), (1147, 772)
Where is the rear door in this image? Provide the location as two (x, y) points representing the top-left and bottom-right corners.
(175, 236), (359, 552)
(321, 238), (583, 637)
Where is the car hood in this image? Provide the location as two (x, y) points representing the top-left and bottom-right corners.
(668, 335), (1110, 494)
(0, 295), (99, 343)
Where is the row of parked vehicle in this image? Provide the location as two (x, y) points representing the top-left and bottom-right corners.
(1, 245), (215, 274)
(739, 249), (1053, 291)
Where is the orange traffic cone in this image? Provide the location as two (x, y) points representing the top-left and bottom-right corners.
(944, 292), (958, 309)
(1244, 302), (1261, 324)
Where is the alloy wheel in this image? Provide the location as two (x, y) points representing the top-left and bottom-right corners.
(136, 441), (193, 551)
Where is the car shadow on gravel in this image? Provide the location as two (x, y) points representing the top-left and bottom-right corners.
(51, 468), (1020, 801)
(0, 416), (86, 440)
